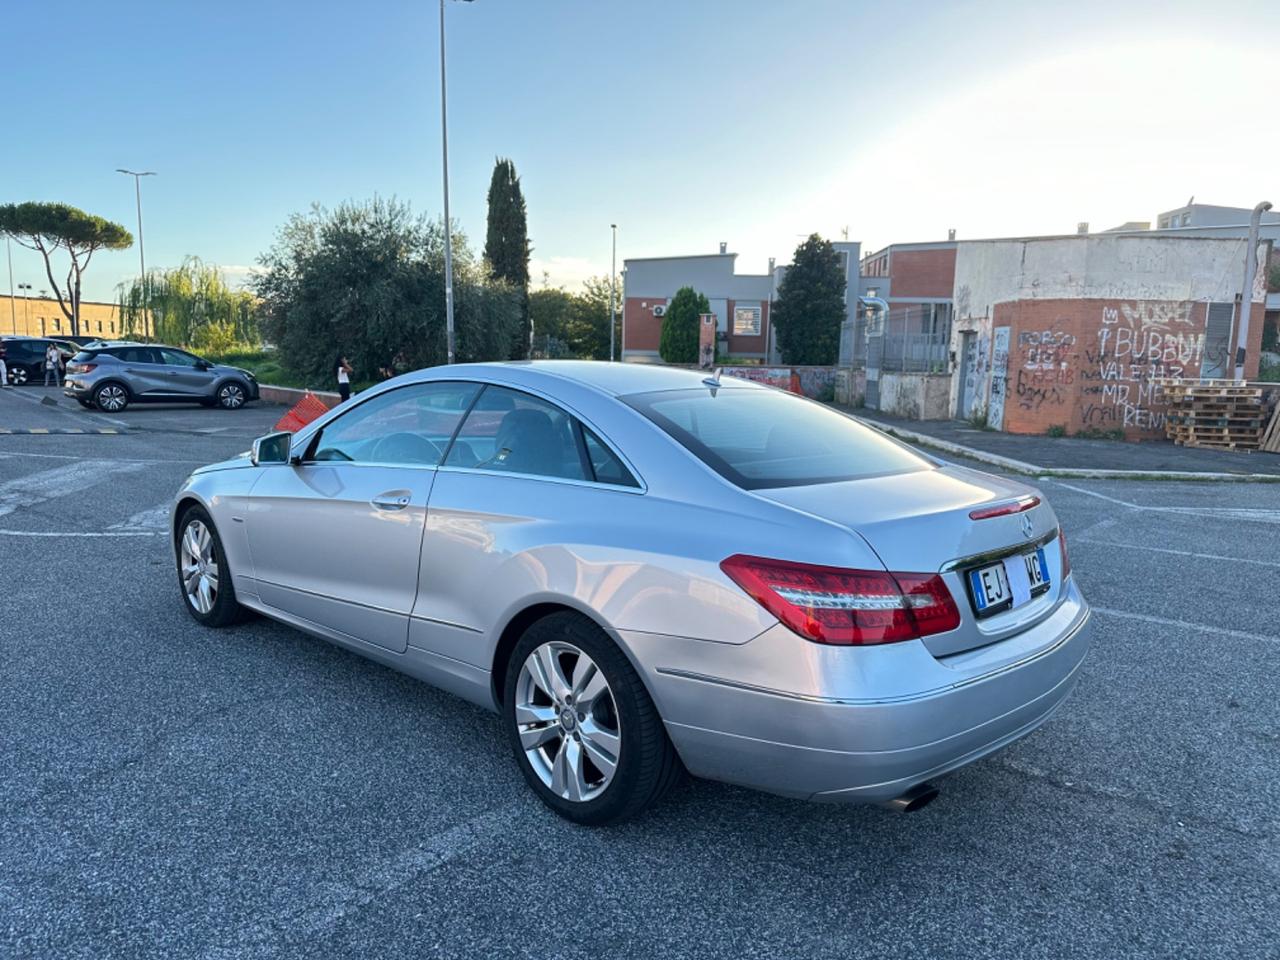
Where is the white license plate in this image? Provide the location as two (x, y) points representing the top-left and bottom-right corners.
(968, 548), (1050, 617)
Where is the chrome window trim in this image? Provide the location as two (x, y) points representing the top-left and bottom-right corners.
(434, 463), (648, 496)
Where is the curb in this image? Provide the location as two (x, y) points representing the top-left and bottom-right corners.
(258, 384), (341, 408)
(854, 416), (1280, 483)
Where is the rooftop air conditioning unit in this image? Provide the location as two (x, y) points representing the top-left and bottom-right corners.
(652, 305), (667, 317)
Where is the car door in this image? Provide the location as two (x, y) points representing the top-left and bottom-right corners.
(245, 380), (481, 653)
(111, 346), (165, 395)
(155, 347), (216, 397)
(409, 384), (643, 665)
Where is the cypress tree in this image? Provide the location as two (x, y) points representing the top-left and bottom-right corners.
(483, 158), (531, 359)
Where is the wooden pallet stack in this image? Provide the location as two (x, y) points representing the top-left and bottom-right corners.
(1155, 378), (1274, 452)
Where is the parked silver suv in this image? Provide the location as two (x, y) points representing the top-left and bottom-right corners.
(64, 343), (260, 412)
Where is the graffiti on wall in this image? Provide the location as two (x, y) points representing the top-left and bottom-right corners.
(988, 327), (1010, 429)
(1078, 302), (1203, 431)
(1014, 328), (1077, 413)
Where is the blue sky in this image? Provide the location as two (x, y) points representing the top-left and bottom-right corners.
(4, 0), (1278, 304)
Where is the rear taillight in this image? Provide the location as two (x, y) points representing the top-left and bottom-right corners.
(68, 363), (96, 374)
(720, 554), (961, 646)
(1059, 529), (1071, 578)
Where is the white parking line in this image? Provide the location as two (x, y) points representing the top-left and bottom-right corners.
(0, 460), (147, 517)
(0, 528), (156, 537)
(1052, 481), (1280, 524)
(1093, 606), (1280, 645)
(1075, 538), (1280, 569)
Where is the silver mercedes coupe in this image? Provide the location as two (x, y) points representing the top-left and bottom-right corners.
(172, 362), (1091, 824)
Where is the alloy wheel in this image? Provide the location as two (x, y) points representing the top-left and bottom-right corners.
(11, 367), (28, 384)
(180, 519), (220, 615)
(218, 384), (245, 409)
(97, 385), (127, 411)
(514, 641), (621, 802)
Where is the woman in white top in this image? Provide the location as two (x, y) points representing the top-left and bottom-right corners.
(44, 342), (62, 387)
(335, 354), (353, 402)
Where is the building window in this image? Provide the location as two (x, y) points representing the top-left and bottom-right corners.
(1181, 212), (1191, 226)
(53, 318), (61, 332)
(1159, 218), (1169, 229)
(733, 304), (762, 336)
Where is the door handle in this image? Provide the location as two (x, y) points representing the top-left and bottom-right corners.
(371, 492), (412, 511)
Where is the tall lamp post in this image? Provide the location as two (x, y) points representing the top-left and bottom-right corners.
(1236, 200), (1273, 380)
(609, 224), (617, 362)
(439, 0), (473, 365)
(17, 283), (32, 332)
(117, 169), (156, 340)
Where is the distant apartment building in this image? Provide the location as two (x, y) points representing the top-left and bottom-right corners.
(621, 241), (861, 363)
(0, 295), (124, 339)
(1153, 202), (1280, 231)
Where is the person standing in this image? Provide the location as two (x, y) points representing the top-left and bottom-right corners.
(0, 338), (8, 387)
(335, 354), (353, 402)
(44, 341), (61, 387)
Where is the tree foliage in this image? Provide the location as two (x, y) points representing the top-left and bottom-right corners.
(771, 233), (846, 365)
(0, 201), (132, 336)
(252, 198), (521, 388)
(484, 158), (531, 359)
(117, 257), (258, 347)
(659, 286), (710, 364)
(529, 276), (621, 360)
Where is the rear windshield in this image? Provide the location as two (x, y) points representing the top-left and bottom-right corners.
(623, 387), (931, 489)
(72, 350), (98, 362)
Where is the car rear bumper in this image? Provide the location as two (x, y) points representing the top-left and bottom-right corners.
(626, 579), (1091, 803)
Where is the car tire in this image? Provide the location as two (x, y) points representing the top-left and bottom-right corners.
(10, 366), (29, 385)
(504, 611), (683, 826)
(175, 505), (246, 628)
(216, 381), (248, 410)
(93, 382), (130, 412)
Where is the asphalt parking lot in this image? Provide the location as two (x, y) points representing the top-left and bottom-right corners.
(1, 385), (1277, 960)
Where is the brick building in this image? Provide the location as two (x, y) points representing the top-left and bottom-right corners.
(0, 295), (126, 339)
(949, 234), (1270, 439)
(622, 241), (861, 363)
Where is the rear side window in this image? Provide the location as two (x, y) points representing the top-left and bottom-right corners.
(582, 427), (638, 487)
(111, 347), (156, 364)
(72, 351), (98, 362)
(623, 387), (930, 489)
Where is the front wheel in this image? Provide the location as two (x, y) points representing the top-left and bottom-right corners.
(504, 612), (682, 826)
(216, 381), (247, 410)
(10, 366), (30, 385)
(175, 505), (245, 627)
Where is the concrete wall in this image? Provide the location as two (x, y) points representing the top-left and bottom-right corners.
(950, 234), (1271, 427)
(876, 372), (952, 420)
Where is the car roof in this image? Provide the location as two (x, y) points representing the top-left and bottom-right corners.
(426, 360), (766, 397)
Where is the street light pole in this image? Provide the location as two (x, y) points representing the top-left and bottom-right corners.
(1236, 200), (1273, 380)
(610, 224), (617, 362)
(18, 283), (32, 332)
(117, 169), (156, 340)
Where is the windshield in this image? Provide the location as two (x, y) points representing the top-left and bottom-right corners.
(623, 387), (932, 489)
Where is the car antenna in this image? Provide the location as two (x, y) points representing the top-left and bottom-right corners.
(702, 367), (722, 390)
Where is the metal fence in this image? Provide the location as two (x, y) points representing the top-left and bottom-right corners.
(841, 304), (950, 373)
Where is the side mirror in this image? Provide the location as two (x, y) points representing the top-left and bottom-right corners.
(251, 431), (293, 466)
(195, 360), (211, 371)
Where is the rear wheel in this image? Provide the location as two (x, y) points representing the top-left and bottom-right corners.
(175, 505), (245, 627)
(10, 366), (29, 385)
(216, 381), (247, 410)
(504, 612), (682, 826)
(93, 382), (129, 412)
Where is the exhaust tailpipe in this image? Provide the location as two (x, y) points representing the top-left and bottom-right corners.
(883, 782), (939, 813)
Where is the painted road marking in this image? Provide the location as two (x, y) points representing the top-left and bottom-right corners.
(0, 427), (123, 434)
(1075, 538), (1280, 569)
(0, 460), (148, 517)
(108, 504), (171, 532)
(0, 528), (156, 537)
(1093, 606), (1280, 645)
(1053, 481), (1280, 524)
